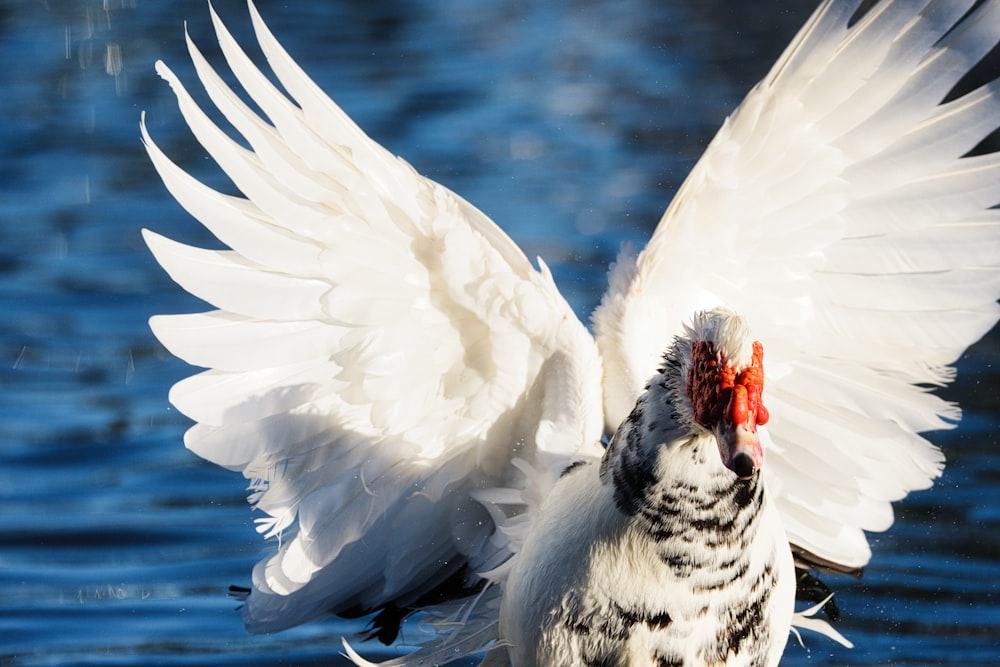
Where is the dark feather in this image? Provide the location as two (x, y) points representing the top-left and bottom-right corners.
(794, 568), (841, 622)
(339, 565), (486, 645)
(791, 543), (864, 577)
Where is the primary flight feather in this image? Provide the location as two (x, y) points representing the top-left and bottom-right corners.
(144, 1), (1000, 665)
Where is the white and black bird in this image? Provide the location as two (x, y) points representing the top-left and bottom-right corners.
(502, 309), (796, 666)
(143, 1), (1000, 666)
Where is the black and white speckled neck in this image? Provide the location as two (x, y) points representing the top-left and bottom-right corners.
(595, 353), (778, 666)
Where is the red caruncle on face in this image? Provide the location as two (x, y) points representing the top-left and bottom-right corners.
(687, 340), (769, 433)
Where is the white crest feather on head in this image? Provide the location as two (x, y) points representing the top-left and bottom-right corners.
(681, 307), (755, 369)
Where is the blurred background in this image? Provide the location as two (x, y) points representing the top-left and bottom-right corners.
(1, 0), (998, 664)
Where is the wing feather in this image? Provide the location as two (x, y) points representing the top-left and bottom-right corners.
(144, 231), (331, 320)
(151, 311), (344, 372)
(168, 363), (338, 426)
(595, 0), (1000, 569)
(142, 119), (324, 274)
(184, 33), (343, 206)
(144, 1), (603, 642)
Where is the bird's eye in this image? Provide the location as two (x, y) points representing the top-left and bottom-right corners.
(696, 359), (717, 374)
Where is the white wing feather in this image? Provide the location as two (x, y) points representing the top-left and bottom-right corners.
(144, 0), (603, 642)
(594, 0), (1000, 570)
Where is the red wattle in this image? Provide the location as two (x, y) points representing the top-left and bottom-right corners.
(757, 404), (769, 426)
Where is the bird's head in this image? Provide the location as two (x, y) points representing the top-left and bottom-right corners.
(665, 308), (769, 480)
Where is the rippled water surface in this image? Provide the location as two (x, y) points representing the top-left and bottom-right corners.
(2, 1), (998, 665)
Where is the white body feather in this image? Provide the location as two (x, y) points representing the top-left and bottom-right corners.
(144, 1), (1000, 665)
(502, 443), (794, 666)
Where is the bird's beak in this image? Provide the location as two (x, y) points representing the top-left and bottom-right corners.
(715, 420), (764, 480)
(715, 369), (768, 480)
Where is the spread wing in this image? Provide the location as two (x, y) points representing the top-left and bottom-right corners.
(593, 0), (1000, 571)
(143, 0), (603, 643)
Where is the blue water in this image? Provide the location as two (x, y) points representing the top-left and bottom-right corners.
(1, 1), (998, 664)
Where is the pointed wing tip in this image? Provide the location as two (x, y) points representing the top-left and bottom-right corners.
(147, 312), (175, 343)
(247, 0), (272, 40)
(340, 639), (381, 667)
(141, 229), (176, 278)
(247, 0), (263, 19)
(141, 228), (174, 262)
(207, 1), (231, 41)
(140, 226), (158, 244)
